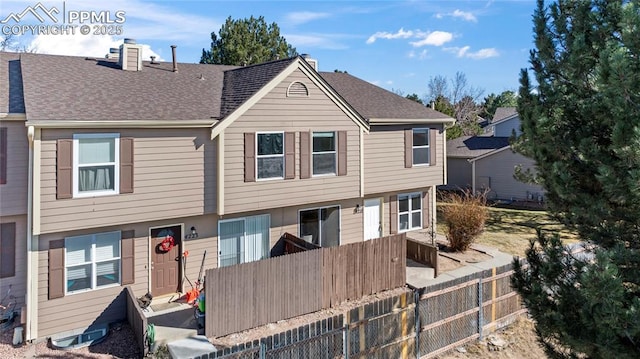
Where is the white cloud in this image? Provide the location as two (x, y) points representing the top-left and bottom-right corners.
(451, 10), (478, 22)
(444, 46), (499, 59)
(409, 31), (454, 47)
(29, 33), (163, 60)
(284, 11), (331, 25)
(366, 28), (413, 44)
(434, 9), (478, 22)
(285, 33), (350, 50)
(419, 49), (428, 59)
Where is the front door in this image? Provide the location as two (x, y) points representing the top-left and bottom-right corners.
(364, 198), (382, 240)
(151, 225), (181, 297)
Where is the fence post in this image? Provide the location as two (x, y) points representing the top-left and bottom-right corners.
(414, 289), (420, 359)
(260, 340), (266, 359)
(477, 277), (483, 340)
(343, 325), (349, 359)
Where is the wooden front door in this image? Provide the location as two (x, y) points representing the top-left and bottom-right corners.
(151, 225), (181, 297)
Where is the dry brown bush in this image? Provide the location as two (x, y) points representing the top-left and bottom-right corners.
(441, 190), (489, 251)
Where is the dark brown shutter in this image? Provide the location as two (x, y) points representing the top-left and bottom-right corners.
(48, 239), (65, 299)
(430, 128), (437, 165)
(0, 222), (16, 278)
(56, 139), (73, 199)
(284, 132), (295, 180)
(422, 191), (430, 229)
(404, 129), (412, 168)
(390, 195), (398, 234)
(121, 230), (135, 285)
(299, 131), (310, 179)
(337, 131), (347, 176)
(120, 137), (134, 194)
(244, 133), (255, 182)
(0, 128), (7, 185)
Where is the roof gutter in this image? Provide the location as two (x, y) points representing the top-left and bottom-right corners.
(369, 117), (455, 125)
(24, 119), (218, 128)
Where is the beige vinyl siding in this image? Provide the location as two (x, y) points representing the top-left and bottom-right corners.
(0, 215), (27, 310)
(364, 125), (444, 195)
(446, 158), (473, 189)
(223, 69), (360, 214)
(39, 128), (217, 234)
(36, 214), (218, 338)
(373, 187), (433, 237)
(0, 122), (28, 216)
(475, 149), (544, 200)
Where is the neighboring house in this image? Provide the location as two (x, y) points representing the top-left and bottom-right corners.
(444, 107), (544, 201)
(0, 45), (453, 342)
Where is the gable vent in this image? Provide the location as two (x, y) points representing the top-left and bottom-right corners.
(287, 81), (309, 97)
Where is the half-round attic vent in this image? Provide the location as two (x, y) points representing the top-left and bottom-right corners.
(287, 81), (309, 97)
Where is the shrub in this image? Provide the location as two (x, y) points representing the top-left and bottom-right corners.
(441, 190), (489, 251)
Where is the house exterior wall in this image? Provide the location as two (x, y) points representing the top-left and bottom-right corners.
(493, 116), (521, 137)
(0, 214), (27, 310)
(36, 213), (219, 338)
(223, 69), (361, 214)
(446, 158), (473, 190)
(0, 121), (28, 216)
(475, 149), (544, 200)
(38, 128), (217, 234)
(363, 125), (444, 195)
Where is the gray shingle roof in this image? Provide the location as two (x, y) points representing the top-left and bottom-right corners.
(220, 58), (296, 117)
(447, 136), (510, 158)
(4, 52), (454, 125)
(320, 71), (450, 120)
(18, 52), (237, 121)
(0, 52), (25, 113)
(492, 107), (517, 122)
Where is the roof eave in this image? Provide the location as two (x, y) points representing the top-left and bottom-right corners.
(24, 119), (218, 128)
(369, 117), (455, 125)
(467, 145), (511, 162)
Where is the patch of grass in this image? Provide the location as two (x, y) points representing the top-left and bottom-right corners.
(437, 204), (579, 257)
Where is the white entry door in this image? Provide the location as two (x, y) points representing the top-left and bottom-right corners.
(364, 198), (382, 240)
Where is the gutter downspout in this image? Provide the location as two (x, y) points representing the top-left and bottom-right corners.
(25, 126), (35, 341)
(471, 159), (476, 195)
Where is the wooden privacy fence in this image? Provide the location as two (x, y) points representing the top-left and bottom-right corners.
(406, 238), (439, 277)
(204, 234), (406, 337)
(124, 286), (148, 357)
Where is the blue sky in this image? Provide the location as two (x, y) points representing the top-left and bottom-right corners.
(1, 0), (537, 99)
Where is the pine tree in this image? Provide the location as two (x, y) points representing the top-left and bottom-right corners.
(512, 0), (640, 357)
(200, 16), (297, 65)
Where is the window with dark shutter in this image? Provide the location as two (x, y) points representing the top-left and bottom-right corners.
(121, 230), (135, 285)
(284, 132), (295, 179)
(244, 133), (256, 182)
(337, 131), (347, 176)
(430, 128), (437, 165)
(390, 195), (398, 234)
(404, 129), (412, 168)
(120, 138), (134, 193)
(0, 222), (15, 278)
(0, 128), (7, 185)
(48, 239), (65, 299)
(299, 132), (310, 179)
(56, 139), (73, 199)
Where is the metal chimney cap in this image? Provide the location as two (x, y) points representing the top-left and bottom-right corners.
(109, 47), (118, 53)
(123, 38), (136, 44)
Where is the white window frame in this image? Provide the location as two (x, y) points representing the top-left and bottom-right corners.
(73, 133), (120, 197)
(298, 205), (341, 247)
(217, 214), (271, 267)
(64, 230), (121, 295)
(312, 131), (337, 176)
(256, 132), (284, 181)
(412, 128), (430, 166)
(398, 192), (422, 232)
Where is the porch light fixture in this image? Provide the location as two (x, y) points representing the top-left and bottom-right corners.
(354, 204), (363, 214)
(185, 226), (199, 239)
